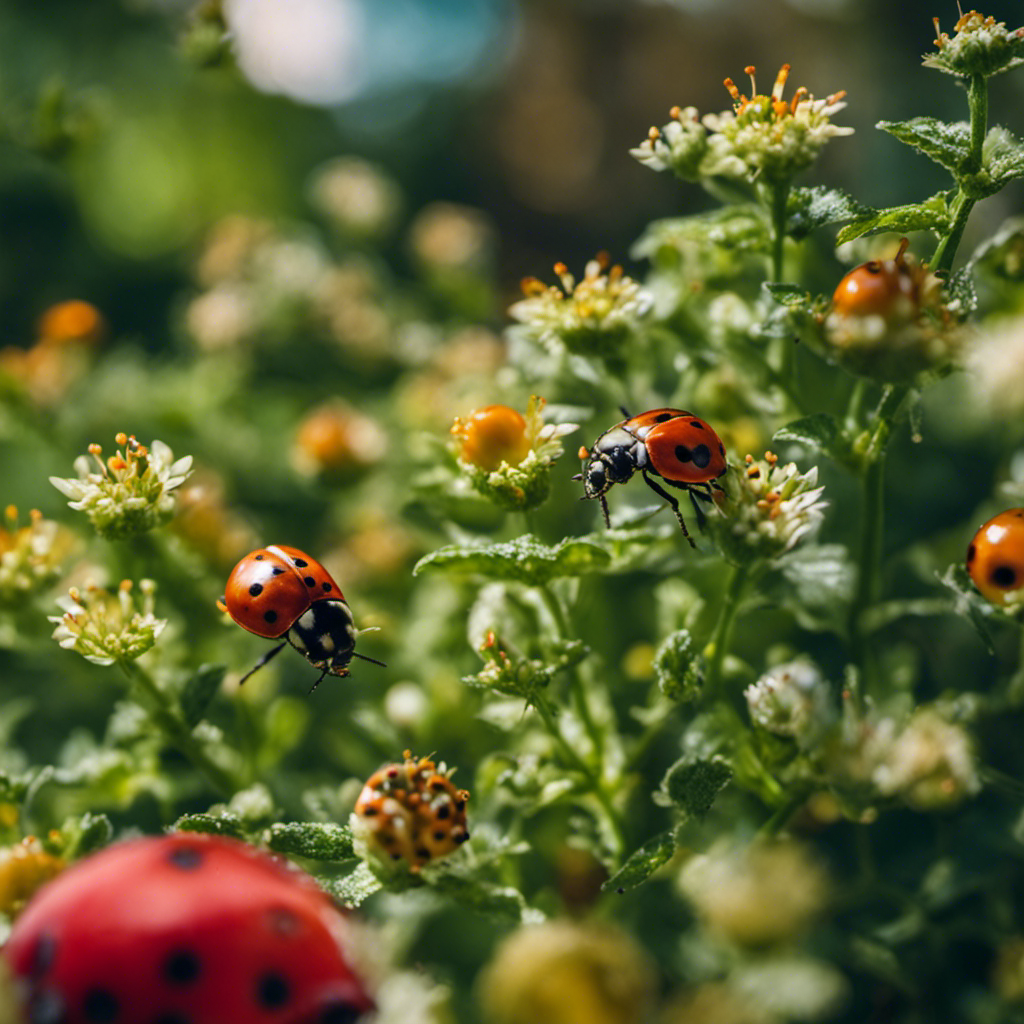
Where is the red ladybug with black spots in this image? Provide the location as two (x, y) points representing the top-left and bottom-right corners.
(3, 833), (375, 1024)
(220, 545), (384, 692)
(574, 408), (727, 546)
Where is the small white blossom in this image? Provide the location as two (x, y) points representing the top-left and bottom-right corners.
(509, 255), (653, 362)
(629, 106), (708, 180)
(745, 659), (831, 740)
(710, 451), (826, 563)
(50, 578), (167, 666)
(0, 506), (74, 608)
(50, 435), (193, 540)
(966, 315), (1024, 416)
(308, 156), (402, 241)
(925, 11), (1024, 78)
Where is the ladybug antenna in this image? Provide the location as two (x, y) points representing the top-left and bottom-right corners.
(352, 651), (388, 668)
(238, 640), (288, 686)
(308, 667), (330, 694)
(355, 625), (381, 636)
(619, 405), (633, 419)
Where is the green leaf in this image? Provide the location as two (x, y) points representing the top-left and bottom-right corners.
(266, 821), (356, 862)
(180, 664), (226, 728)
(878, 118), (970, 173)
(653, 629), (702, 703)
(414, 534), (611, 584)
(321, 862), (383, 908)
(601, 830), (676, 893)
(764, 283), (812, 307)
(946, 264), (978, 315)
(774, 414), (843, 455)
(969, 215), (1024, 282)
(173, 812), (246, 839)
(786, 186), (873, 239)
(835, 192), (952, 246)
(774, 545), (855, 634)
(631, 206), (769, 263)
(427, 873), (537, 923)
(978, 126), (1024, 193)
(936, 564), (997, 653)
(661, 756), (732, 818)
(60, 812), (113, 858)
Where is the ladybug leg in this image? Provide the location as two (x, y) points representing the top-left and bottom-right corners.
(308, 666), (330, 694)
(599, 493), (611, 528)
(352, 651), (388, 668)
(238, 640), (287, 686)
(641, 471), (695, 548)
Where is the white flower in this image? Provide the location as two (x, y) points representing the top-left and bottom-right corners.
(0, 506), (74, 608)
(50, 435), (193, 540)
(745, 659), (831, 740)
(966, 315), (1024, 416)
(50, 579), (168, 666)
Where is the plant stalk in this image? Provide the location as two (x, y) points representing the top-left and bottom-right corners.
(704, 561), (751, 701)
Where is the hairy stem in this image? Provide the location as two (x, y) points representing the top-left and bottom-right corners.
(704, 561), (751, 701)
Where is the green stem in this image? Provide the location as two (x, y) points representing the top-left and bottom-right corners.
(704, 562), (751, 701)
(930, 73), (987, 276)
(768, 179), (791, 284)
(758, 788), (809, 838)
(534, 695), (627, 859)
(118, 660), (235, 797)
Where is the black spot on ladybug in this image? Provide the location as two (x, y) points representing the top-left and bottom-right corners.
(272, 567), (285, 575)
(254, 554), (265, 561)
(719, 443), (725, 456)
(163, 949), (202, 985)
(167, 846), (204, 871)
(433, 831), (446, 841)
(322, 582), (332, 592)
(30, 933), (57, 976)
(304, 576), (316, 587)
(692, 444), (711, 469)
(249, 583), (264, 597)
(689, 420), (705, 429)
(675, 445), (693, 463)
(455, 799), (466, 812)
(293, 557), (308, 568)
(257, 972), (291, 1009)
(390, 852), (402, 860)
(966, 543), (976, 564)
(82, 988), (120, 1023)
(654, 413), (673, 422)
(361, 805), (379, 817)
(415, 846), (431, 860)
(320, 1003), (365, 1024)
(436, 805), (450, 820)
(264, 610), (278, 625)
(455, 831), (470, 844)
(992, 565), (1017, 588)
(27, 989), (65, 1024)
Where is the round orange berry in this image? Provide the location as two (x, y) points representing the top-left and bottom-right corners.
(454, 405), (530, 471)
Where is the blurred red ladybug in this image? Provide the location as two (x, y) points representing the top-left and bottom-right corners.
(574, 408), (727, 546)
(220, 545), (384, 692)
(966, 507), (1024, 607)
(4, 833), (375, 1024)
(831, 237), (926, 320)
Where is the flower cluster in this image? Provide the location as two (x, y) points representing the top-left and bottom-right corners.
(925, 10), (1024, 78)
(50, 578), (167, 666)
(509, 255), (653, 362)
(352, 752), (470, 873)
(0, 838), (64, 917)
(709, 452), (826, 563)
(308, 156), (402, 242)
(0, 506), (72, 609)
(49, 435), (192, 540)
(632, 65), (852, 186)
(450, 397), (577, 512)
(744, 659), (832, 742)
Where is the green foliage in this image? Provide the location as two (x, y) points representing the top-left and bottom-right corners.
(414, 535), (611, 584)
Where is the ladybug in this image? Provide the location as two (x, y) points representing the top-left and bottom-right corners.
(220, 545), (384, 692)
(4, 833), (375, 1024)
(966, 508), (1024, 606)
(352, 751), (470, 871)
(574, 408), (727, 546)
(831, 237), (923, 320)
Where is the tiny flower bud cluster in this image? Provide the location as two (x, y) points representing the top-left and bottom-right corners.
(450, 397), (577, 512)
(925, 10), (1024, 79)
(49, 435), (193, 540)
(632, 65), (852, 186)
(709, 452), (826, 562)
(0, 838), (64, 918)
(308, 156), (402, 241)
(0, 506), (72, 608)
(50, 579), (167, 666)
(744, 659), (831, 741)
(352, 751), (470, 872)
(679, 839), (829, 947)
(509, 254), (653, 361)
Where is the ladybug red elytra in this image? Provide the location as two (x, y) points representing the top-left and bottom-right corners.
(4, 833), (375, 1024)
(831, 237), (924, 320)
(574, 408), (727, 546)
(220, 545), (384, 693)
(966, 507), (1024, 607)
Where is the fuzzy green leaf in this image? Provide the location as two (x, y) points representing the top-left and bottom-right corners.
(631, 206), (769, 262)
(266, 821), (356, 861)
(427, 873), (536, 922)
(63, 812), (113, 858)
(414, 534), (611, 584)
(937, 564), (997, 653)
(180, 664), (226, 728)
(786, 186), (873, 239)
(602, 830), (676, 893)
(946, 264), (978, 315)
(774, 414), (843, 454)
(653, 629), (702, 703)
(764, 283), (812, 307)
(878, 118), (970, 173)
(173, 812), (246, 838)
(835, 192), (952, 246)
(976, 126), (1024, 194)
(661, 756), (732, 818)
(321, 862), (383, 908)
